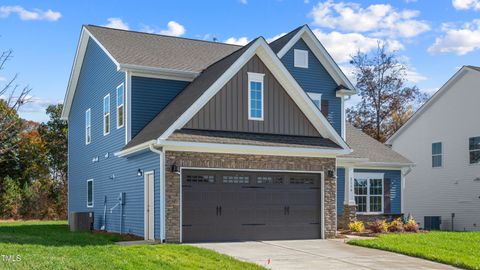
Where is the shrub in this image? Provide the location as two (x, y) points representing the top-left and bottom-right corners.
(388, 218), (404, 232)
(348, 221), (365, 232)
(369, 219), (388, 233)
(404, 217), (419, 232)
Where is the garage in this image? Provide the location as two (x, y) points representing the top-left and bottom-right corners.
(182, 169), (323, 242)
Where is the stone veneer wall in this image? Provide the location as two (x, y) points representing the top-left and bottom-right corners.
(164, 151), (337, 242)
(338, 205), (357, 229)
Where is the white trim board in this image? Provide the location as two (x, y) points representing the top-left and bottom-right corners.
(276, 25), (355, 92)
(178, 167), (325, 242)
(157, 38), (350, 152)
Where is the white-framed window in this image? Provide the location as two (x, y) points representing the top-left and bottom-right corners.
(469, 136), (480, 165)
(103, 94), (110, 135)
(247, 72), (265, 121)
(354, 173), (384, 214)
(116, 83), (124, 129)
(432, 142), (442, 168)
(87, 179), (94, 208)
(85, 108), (91, 145)
(307, 92), (322, 110)
(294, 49), (308, 68)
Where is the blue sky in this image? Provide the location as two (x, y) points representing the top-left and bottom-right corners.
(1, 0), (479, 122)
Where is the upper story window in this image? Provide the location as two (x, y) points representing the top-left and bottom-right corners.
(354, 173), (384, 214)
(248, 72), (264, 121)
(432, 142), (443, 168)
(103, 94), (110, 135)
(307, 92), (322, 110)
(294, 49), (308, 68)
(469, 136), (480, 164)
(85, 108), (91, 145)
(116, 84), (124, 129)
(87, 179), (94, 208)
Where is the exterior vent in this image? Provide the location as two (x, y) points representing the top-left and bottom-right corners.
(70, 212), (94, 231)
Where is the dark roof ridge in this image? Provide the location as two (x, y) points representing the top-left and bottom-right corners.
(85, 24), (242, 48)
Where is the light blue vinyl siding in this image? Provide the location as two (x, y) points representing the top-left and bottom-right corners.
(336, 168), (402, 215)
(131, 76), (189, 137)
(280, 39), (342, 135)
(68, 38), (161, 239)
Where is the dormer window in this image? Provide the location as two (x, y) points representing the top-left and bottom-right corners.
(307, 92), (322, 110)
(294, 49), (308, 68)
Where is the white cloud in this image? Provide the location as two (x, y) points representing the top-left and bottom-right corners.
(312, 29), (403, 64)
(104, 18), (129, 30)
(266, 32), (286, 43)
(428, 20), (480, 55)
(0, 76), (5, 82)
(405, 68), (427, 83)
(404, 0), (418, 3)
(159, 21), (186, 37)
(16, 96), (59, 113)
(225, 37), (249, 45)
(239, 0), (248, 4)
(0, 5), (61, 21)
(309, 1), (429, 38)
(452, 0), (480, 10)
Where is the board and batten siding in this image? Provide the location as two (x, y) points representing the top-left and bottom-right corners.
(336, 168), (402, 215)
(184, 55), (321, 137)
(68, 38), (162, 239)
(280, 39), (342, 135)
(131, 76), (189, 138)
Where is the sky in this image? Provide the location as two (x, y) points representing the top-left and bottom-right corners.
(0, 0), (479, 122)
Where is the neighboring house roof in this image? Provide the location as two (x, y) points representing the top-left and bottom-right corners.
(168, 129), (341, 150)
(386, 65), (480, 144)
(124, 39), (256, 149)
(84, 25), (241, 73)
(342, 123), (412, 165)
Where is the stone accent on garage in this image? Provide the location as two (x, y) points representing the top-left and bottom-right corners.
(338, 205), (357, 229)
(164, 151), (337, 242)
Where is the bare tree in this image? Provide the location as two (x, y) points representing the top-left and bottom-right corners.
(347, 42), (428, 142)
(0, 49), (32, 160)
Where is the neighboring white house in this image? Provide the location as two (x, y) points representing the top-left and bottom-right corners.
(387, 66), (480, 231)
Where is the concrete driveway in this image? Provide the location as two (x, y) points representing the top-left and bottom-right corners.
(190, 239), (459, 270)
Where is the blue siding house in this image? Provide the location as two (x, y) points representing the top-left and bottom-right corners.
(63, 24), (412, 242)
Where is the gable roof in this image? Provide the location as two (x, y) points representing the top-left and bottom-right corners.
(342, 123), (412, 165)
(119, 37), (351, 156)
(84, 25), (241, 73)
(271, 25), (356, 93)
(61, 25), (241, 120)
(386, 66), (480, 144)
(124, 39), (256, 149)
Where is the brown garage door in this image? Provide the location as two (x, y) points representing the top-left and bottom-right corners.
(182, 170), (322, 242)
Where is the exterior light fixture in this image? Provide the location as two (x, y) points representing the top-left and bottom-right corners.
(137, 169), (143, 177)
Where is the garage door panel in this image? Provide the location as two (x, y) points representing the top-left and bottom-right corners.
(182, 170), (322, 242)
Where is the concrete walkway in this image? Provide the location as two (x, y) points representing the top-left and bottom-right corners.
(191, 239), (459, 270)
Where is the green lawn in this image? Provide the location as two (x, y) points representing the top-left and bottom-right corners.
(0, 220), (264, 270)
(349, 231), (480, 270)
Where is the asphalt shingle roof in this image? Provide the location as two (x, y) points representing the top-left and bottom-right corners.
(342, 123), (412, 164)
(85, 25), (241, 73)
(168, 129), (341, 149)
(268, 25), (304, 54)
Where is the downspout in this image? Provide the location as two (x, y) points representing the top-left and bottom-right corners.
(148, 144), (166, 243)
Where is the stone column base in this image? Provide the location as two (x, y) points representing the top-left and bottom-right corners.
(338, 204), (357, 229)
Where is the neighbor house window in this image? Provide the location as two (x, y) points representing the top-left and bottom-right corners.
(354, 173), (383, 213)
(103, 94), (110, 135)
(294, 49), (308, 68)
(248, 72), (264, 121)
(307, 92), (322, 110)
(116, 84), (124, 128)
(85, 108), (91, 145)
(432, 142), (442, 168)
(87, 179), (93, 207)
(469, 137), (480, 164)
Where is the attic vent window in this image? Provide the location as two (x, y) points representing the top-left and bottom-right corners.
(294, 49), (308, 68)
